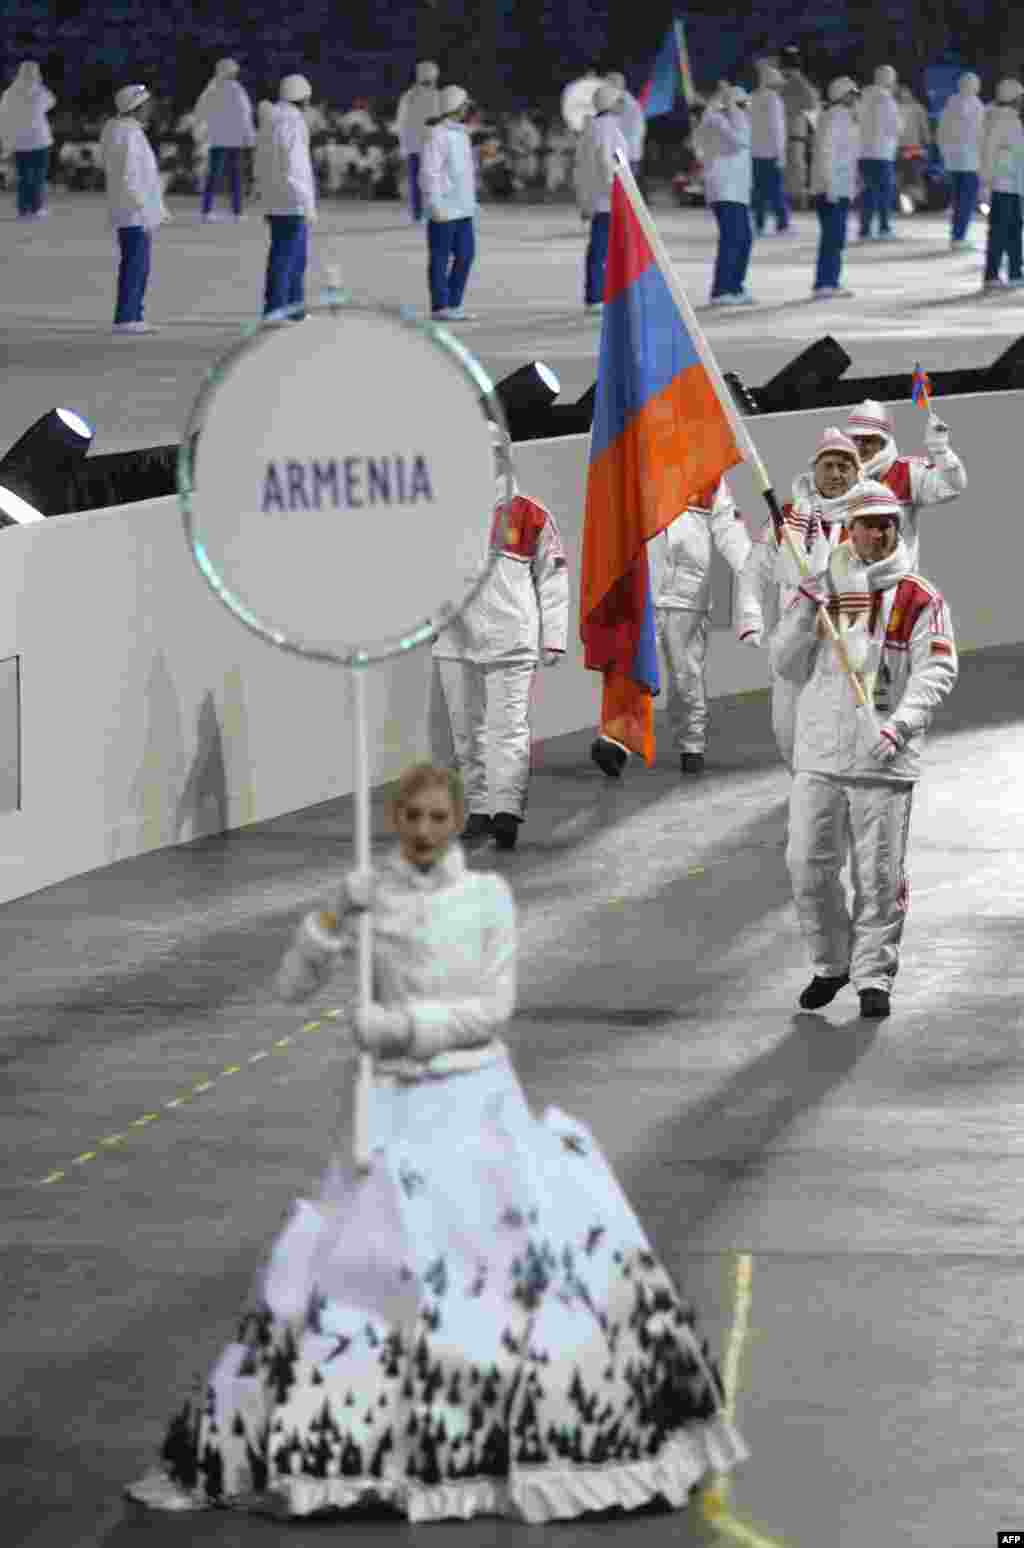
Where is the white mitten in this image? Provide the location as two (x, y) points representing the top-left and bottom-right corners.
(869, 724), (902, 764)
(276, 910), (344, 1003)
(542, 648), (564, 667)
(352, 1003), (412, 1055)
(924, 416), (951, 460)
(338, 868), (375, 912)
(739, 628), (763, 648)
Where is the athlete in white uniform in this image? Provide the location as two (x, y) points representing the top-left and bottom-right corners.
(844, 399), (967, 570)
(772, 480), (958, 1020)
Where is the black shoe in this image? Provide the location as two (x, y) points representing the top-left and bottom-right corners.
(680, 753), (705, 775)
(591, 738), (627, 778)
(459, 814), (493, 847)
(798, 973), (850, 1009)
(491, 812), (522, 851)
(858, 988), (891, 1019)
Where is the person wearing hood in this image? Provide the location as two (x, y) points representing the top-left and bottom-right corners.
(432, 427), (569, 850)
(735, 426), (863, 768)
(857, 64), (902, 239)
(844, 399), (967, 568)
(0, 61), (56, 218)
(696, 82), (754, 306)
(261, 74), (317, 321)
(749, 62), (788, 234)
(771, 481), (958, 1020)
(604, 71), (645, 178)
(420, 84), (478, 321)
(193, 58), (255, 221)
(573, 81), (629, 313)
(810, 77), (860, 297)
(99, 84), (170, 334)
(979, 78), (1024, 291)
(396, 60), (440, 222)
(937, 71), (985, 249)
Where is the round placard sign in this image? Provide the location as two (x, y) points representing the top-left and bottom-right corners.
(179, 304), (508, 664)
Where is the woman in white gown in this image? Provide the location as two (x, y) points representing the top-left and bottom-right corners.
(126, 763), (747, 1522)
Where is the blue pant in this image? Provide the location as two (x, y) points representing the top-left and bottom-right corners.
(263, 214), (308, 315)
(751, 158), (789, 233)
(984, 191), (1023, 283)
(427, 215), (475, 312)
(201, 146), (243, 216)
(859, 158), (895, 236)
(114, 225), (152, 322)
(814, 195), (850, 290)
(710, 201), (753, 298)
(950, 170), (979, 242)
(407, 153), (423, 221)
(584, 212), (610, 304)
(15, 147), (49, 215)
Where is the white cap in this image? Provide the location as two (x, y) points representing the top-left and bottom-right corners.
(279, 73), (313, 103)
(828, 76), (859, 103)
(439, 84), (468, 116)
(115, 83), (150, 113)
(216, 58), (240, 79)
(811, 426), (861, 468)
(874, 64), (897, 89)
(846, 399), (894, 439)
(593, 83), (622, 113)
(846, 479), (902, 527)
(959, 71), (981, 95)
(996, 78), (1023, 104)
(604, 71), (626, 91)
(416, 60), (439, 84)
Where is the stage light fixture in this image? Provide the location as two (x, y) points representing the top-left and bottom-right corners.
(755, 336), (852, 413)
(987, 337), (1024, 389)
(0, 484), (47, 528)
(494, 361), (561, 436)
(547, 381), (597, 436)
(0, 407), (96, 518)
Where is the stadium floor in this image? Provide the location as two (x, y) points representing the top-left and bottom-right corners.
(2, 194), (1023, 1548)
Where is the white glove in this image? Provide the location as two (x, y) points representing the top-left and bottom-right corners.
(276, 910), (344, 1003)
(739, 629), (763, 648)
(924, 417), (951, 458)
(797, 579), (828, 609)
(340, 868), (375, 911)
(868, 725), (902, 765)
(542, 648), (564, 667)
(352, 1003), (412, 1055)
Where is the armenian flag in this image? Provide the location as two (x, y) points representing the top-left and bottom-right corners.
(911, 361), (932, 409)
(639, 17), (697, 117)
(580, 170), (743, 764)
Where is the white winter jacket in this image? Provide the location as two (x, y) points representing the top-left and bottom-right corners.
(618, 89), (646, 161)
(396, 82), (440, 156)
(193, 78), (255, 148)
(981, 105), (1024, 193)
(858, 85), (901, 159)
(420, 119), (477, 220)
(749, 86), (785, 161)
(573, 110), (628, 215)
(99, 116), (168, 230)
(648, 477), (750, 613)
(811, 103), (860, 201)
(696, 104), (751, 203)
(0, 81), (55, 151)
(770, 539), (958, 783)
(857, 437), (967, 571)
(432, 493), (569, 663)
(937, 89), (985, 172)
(261, 102), (316, 218)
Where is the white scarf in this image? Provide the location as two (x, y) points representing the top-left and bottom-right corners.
(826, 539), (909, 690)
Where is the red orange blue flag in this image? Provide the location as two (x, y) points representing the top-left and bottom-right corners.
(580, 171), (743, 764)
(911, 361), (932, 409)
(639, 17), (697, 117)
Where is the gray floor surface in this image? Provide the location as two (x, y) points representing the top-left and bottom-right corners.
(2, 195), (1022, 1548)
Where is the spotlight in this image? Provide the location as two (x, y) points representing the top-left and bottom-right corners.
(755, 336), (852, 413)
(987, 337), (1024, 390)
(494, 361), (561, 438)
(0, 407), (95, 517)
(0, 484), (47, 528)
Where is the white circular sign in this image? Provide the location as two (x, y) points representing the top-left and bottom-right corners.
(180, 304), (507, 664)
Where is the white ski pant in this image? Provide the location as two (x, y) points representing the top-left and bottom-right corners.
(786, 771), (915, 992)
(437, 659), (537, 818)
(655, 608), (709, 754)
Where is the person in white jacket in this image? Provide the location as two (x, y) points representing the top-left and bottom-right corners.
(396, 59), (440, 222)
(573, 82), (628, 312)
(750, 62), (788, 234)
(857, 64), (901, 239)
(810, 76), (860, 298)
(99, 84), (169, 334)
(433, 431), (569, 849)
(937, 71), (985, 249)
(261, 73), (317, 320)
(0, 60), (56, 218)
(735, 426), (863, 768)
(646, 476), (751, 774)
(604, 71), (645, 174)
(843, 398), (967, 569)
(771, 481), (958, 1020)
(193, 58), (255, 221)
(980, 78), (1024, 291)
(420, 84), (478, 321)
(696, 82), (754, 305)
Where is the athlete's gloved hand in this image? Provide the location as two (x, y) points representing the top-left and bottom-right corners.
(340, 869), (375, 911)
(797, 578), (828, 609)
(924, 416), (951, 458)
(542, 648), (564, 667)
(868, 726), (902, 765)
(352, 1003), (413, 1055)
(739, 629), (764, 648)
(277, 910), (344, 1003)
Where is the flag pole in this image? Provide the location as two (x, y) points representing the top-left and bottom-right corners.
(350, 661), (373, 1174)
(610, 151), (876, 719)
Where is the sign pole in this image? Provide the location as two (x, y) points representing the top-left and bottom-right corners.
(350, 659), (373, 1174)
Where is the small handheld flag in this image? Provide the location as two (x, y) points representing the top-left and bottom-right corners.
(639, 15), (697, 118)
(911, 362), (932, 410)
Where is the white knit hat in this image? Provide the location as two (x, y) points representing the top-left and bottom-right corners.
(996, 78), (1023, 104)
(216, 58), (240, 78)
(115, 83), (150, 113)
(416, 60), (439, 84)
(845, 479), (902, 526)
(828, 76), (859, 103)
(279, 73), (313, 102)
(846, 399), (893, 439)
(439, 84), (468, 116)
(811, 426), (860, 467)
(874, 64), (897, 89)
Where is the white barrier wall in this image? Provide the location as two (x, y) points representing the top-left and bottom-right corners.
(0, 391), (1019, 904)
